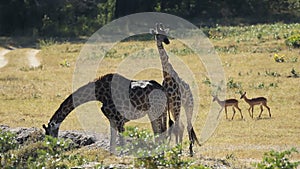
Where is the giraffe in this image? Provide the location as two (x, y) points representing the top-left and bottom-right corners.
(43, 73), (168, 154)
(151, 23), (200, 156)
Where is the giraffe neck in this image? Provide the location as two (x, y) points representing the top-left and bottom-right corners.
(49, 81), (102, 126)
(156, 40), (184, 87)
(156, 40), (172, 78)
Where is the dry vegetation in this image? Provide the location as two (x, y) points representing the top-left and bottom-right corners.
(0, 23), (299, 167)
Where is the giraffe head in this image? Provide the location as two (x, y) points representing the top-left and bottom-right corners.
(150, 23), (170, 45)
(42, 122), (60, 137)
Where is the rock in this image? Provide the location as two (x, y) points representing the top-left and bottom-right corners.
(1, 126), (44, 144)
(0, 124), (10, 130)
(59, 131), (97, 147)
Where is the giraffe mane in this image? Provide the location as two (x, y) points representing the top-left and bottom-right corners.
(93, 73), (115, 82)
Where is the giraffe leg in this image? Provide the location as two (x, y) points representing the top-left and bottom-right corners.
(109, 123), (117, 155)
(184, 101), (200, 157)
(159, 112), (169, 141)
(173, 119), (184, 155)
(176, 119), (184, 150)
(170, 99), (181, 146)
(148, 95), (168, 142)
(178, 120), (184, 144)
(101, 106), (118, 155)
(117, 123), (125, 148)
(150, 118), (163, 140)
(162, 108), (168, 134)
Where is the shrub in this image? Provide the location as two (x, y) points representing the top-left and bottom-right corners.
(202, 77), (212, 86)
(1, 135), (86, 168)
(285, 34), (300, 48)
(120, 126), (203, 168)
(37, 38), (57, 48)
(254, 148), (300, 169)
(227, 78), (241, 89)
(289, 68), (300, 78)
(265, 70), (281, 77)
(273, 53), (285, 63)
(60, 59), (71, 67)
(0, 130), (18, 154)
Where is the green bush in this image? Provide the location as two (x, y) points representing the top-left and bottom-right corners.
(227, 78), (242, 89)
(285, 34), (300, 48)
(265, 70), (281, 77)
(254, 148), (300, 169)
(0, 129), (18, 154)
(1, 135), (86, 168)
(120, 126), (204, 168)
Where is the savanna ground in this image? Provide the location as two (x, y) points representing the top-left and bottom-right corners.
(0, 23), (300, 168)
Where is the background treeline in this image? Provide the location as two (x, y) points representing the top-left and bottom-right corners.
(0, 0), (299, 37)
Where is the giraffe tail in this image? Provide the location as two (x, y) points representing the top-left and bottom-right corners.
(190, 127), (201, 146)
(168, 110), (174, 128)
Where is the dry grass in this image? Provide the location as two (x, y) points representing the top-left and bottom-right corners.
(0, 23), (299, 167)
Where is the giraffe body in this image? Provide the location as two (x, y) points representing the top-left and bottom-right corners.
(151, 23), (200, 156)
(43, 73), (167, 154)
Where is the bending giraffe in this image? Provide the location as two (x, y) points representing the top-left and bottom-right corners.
(151, 23), (200, 156)
(43, 73), (168, 154)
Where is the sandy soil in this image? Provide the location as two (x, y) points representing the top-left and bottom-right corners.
(0, 49), (10, 68)
(0, 48), (40, 69)
(26, 49), (40, 67)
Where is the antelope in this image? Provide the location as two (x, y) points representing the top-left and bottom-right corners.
(213, 95), (243, 120)
(240, 92), (271, 119)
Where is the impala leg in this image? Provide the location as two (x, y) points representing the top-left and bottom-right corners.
(225, 107), (228, 119)
(231, 107), (236, 120)
(217, 107), (224, 119)
(258, 105), (264, 119)
(263, 103), (271, 117)
(235, 105), (243, 119)
(248, 107), (252, 119)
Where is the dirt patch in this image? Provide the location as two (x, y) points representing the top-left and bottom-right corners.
(26, 49), (40, 67)
(0, 49), (10, 68)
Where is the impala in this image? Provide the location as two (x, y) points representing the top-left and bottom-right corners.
(213, 95), (243, 120)
(240, 92), (271, 119)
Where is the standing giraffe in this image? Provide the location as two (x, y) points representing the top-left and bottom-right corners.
(43, 73), (168, 154)
(151, 23), (200, 156)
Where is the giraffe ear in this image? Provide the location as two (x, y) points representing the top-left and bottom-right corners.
(164, 28), (170, 34)
(150, 28), (156, 35)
